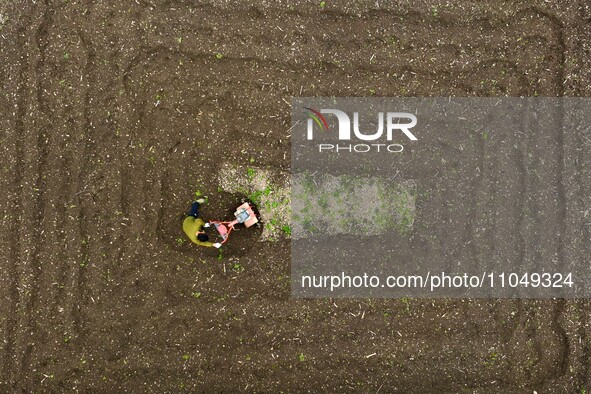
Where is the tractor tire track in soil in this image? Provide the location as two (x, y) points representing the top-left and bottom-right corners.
(1, 4), (33, 386)
(565, 1), (591, 389)
(21, 0), (54, 386)
(3, 2), (52, 387)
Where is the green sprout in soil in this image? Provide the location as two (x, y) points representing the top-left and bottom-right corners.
(182, 354), (190, 361)
(431, 6), (439, 18)
(401, 297), (411, 314)
(233, 263), (244, 272)
(484, 350), (499, 366)
(176, 237), (185, 245)
(298, 353), (306, 362)
(248, 186), (271, 206)
(0, 16), (9, 32)
(215, 52), (223, 59)
(251, 189), (265, 204)
(191, 291), (201, 299)
(63, 52), (70, 60)
(246, 167), (256, 180)
(319, 1), (326, 8)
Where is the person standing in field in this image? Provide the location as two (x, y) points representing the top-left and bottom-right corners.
(183, 198), (221, 248)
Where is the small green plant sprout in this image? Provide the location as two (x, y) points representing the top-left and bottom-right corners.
(191, 291), (201, 299)
(217, 248), (223, 260)
(232, 263), (244, 272)
(246, 167), (256, 180)
(215, 52), (223, 60)
(281, 225), (291, 236)
(319, 1), (326, 8)
(0, 14), (9, 32)
(176, 37), (182, 44)
(249, 157), (255, 164)
(176, 237), (185, 245)
(482, 131), (489, 140)
(298, 353), (306, 362)
(155, 92), (163, 101)
(484, 350), (499, 366)
(401, 297), (411, 313)
(431, 6), (439, 18)
(182, 354), (190, 361)
(63, 52), (70, 60)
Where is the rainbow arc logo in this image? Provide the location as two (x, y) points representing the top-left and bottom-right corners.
(303, 107), (329, 131)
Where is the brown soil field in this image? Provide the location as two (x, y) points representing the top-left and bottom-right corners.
(1, 0), (591, 392)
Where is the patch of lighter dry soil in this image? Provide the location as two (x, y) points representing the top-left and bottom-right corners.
(219, 163), (290, 240)
(219, 163), (416, 240)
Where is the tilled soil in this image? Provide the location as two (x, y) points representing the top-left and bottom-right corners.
(1, 0), (591, 392)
